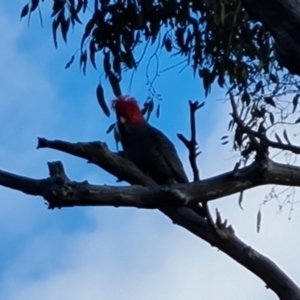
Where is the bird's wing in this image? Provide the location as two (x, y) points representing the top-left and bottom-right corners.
(148, 125), (189, 183)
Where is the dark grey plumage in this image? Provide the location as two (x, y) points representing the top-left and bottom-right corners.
(118, 121), (188, 185)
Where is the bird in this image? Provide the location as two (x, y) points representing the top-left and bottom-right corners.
(112, 96), (205, 217)
(112, 96), (189, 185)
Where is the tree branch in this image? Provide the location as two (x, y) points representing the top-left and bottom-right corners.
(36, 138), (300, 205)
(26, 138), (264, 205)
(177, 100), (216, 226)
(1, 138), (300, 298)
(37, 138), (157, 187)
(229, 94), (300, 157)
(177, 100), (204, 181)
(0, 161), (185, 209)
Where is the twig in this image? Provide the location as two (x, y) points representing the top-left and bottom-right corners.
(2, 136), (300, 297)
(229, 93), (300, 158)
(177, 100), (205, 219)
(177, 100), (204, 181)
(226, 0), (241, 55)
(229, 93), (268, 159)
(177, 100), (218, 227)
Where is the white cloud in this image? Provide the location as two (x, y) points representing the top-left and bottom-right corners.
(0, 3), (300, 300)
(1, 211), (276, 300)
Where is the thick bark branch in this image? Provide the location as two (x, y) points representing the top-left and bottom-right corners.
(0, 169), (48, 196)
(242, 0), (300, 77)
(163, 207), (300, 300)
(0, 155), (266, 208)
(37, 138), (156, 187)
(0, 162), (183, 209)
(37, 138), (300, 205)
(1, 138), (300, 299)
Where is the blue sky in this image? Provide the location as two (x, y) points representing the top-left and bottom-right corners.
(0, 1), (300, 299)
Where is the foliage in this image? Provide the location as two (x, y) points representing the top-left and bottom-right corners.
(20, 0), (300, 161)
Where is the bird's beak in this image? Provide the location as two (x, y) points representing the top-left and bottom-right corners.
(119, 116), (126, 124)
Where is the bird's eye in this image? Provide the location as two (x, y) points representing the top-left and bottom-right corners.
(119, 116), (126, 123)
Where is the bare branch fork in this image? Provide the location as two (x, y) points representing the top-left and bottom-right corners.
(1, 98), (300, 298)
(177, 100), (216, 229)
(0, 138), (300, 298)
(1, 137), (299, 209)
(177, 100), (204, 181)
(171, 95), (300, 299)
(0, 135), (300, 298)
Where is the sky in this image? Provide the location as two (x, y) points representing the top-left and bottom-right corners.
(0, 1), (300, 300)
